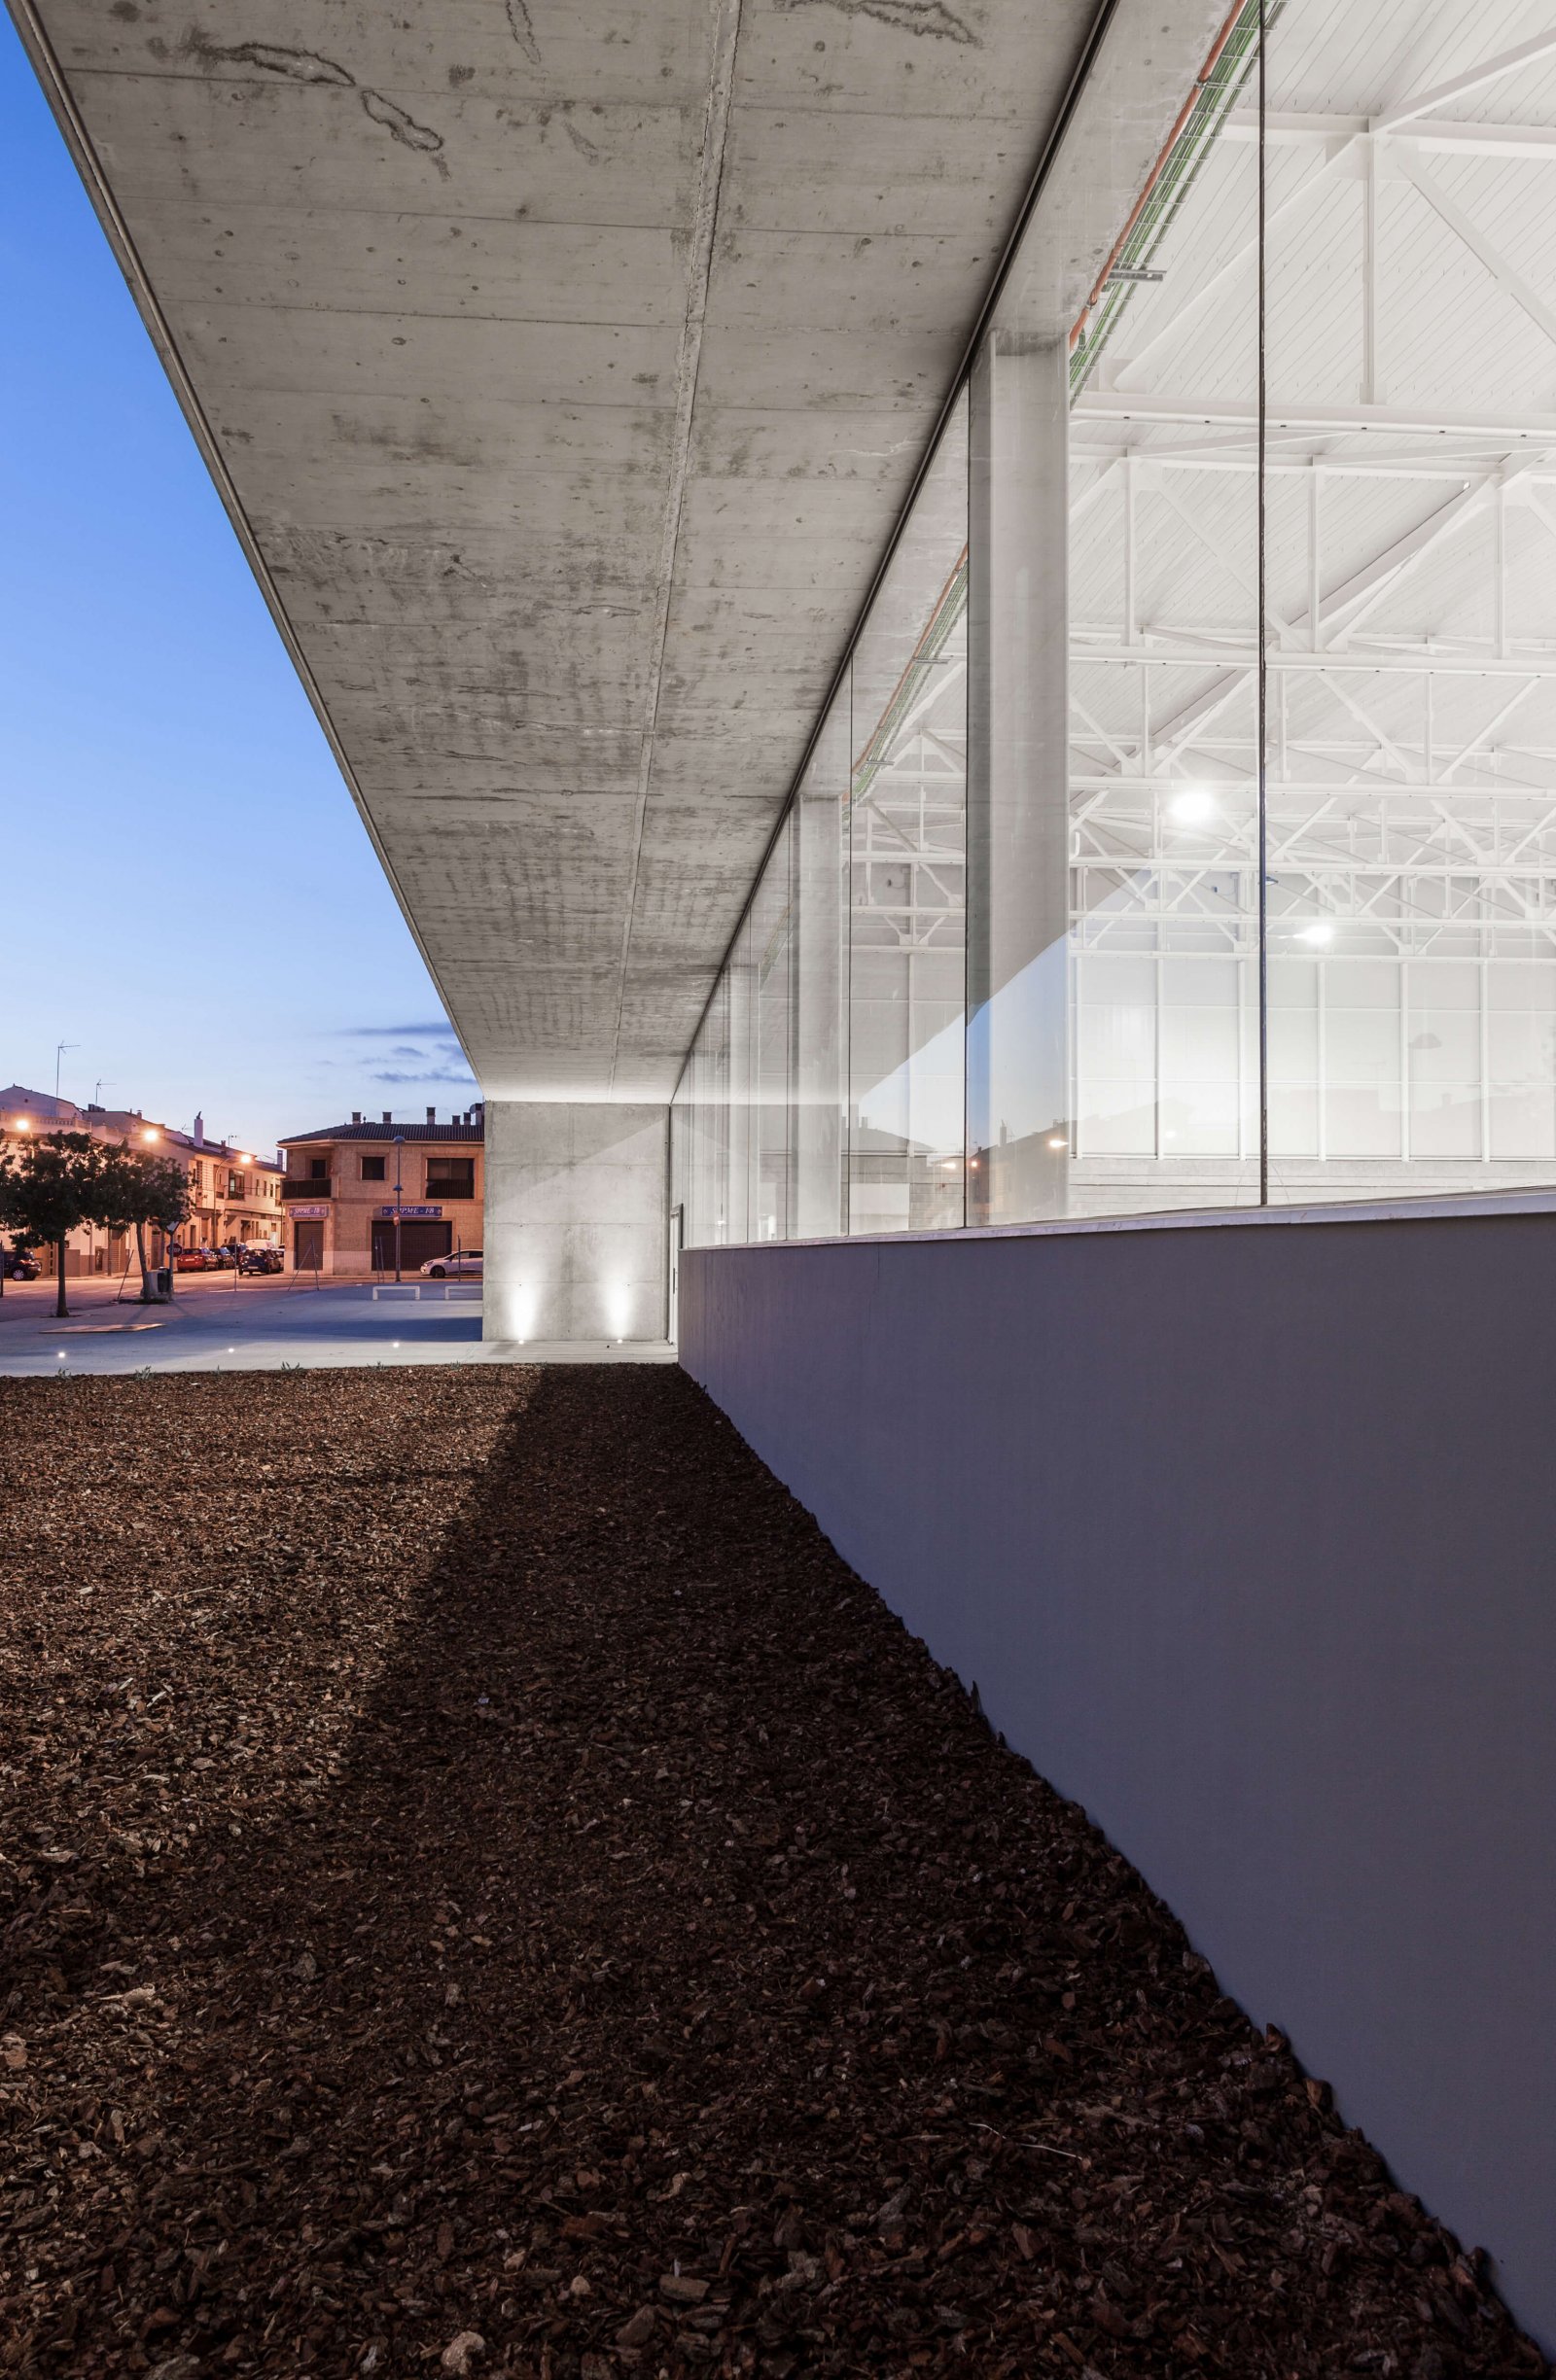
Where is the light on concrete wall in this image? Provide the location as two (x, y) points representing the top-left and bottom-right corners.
(495, 1280), (540, 1343)
(483, 1103), (668, 1347)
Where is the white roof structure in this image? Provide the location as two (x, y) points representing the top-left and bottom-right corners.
(1067, 2), (1556, 973)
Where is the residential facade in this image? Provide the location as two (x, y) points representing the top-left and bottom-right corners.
(277, 1108), (484, 1276)
(0, 1087), (284, 1277)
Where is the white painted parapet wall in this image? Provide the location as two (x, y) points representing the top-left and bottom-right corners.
(681, 1201), (1556, 2350)
(483, 1102), (667, 1345)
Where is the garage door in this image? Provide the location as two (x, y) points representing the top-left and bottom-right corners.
(371, 1219), (452, 1272)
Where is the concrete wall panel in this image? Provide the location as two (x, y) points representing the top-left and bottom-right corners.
(484, 1101), (666, 1344)
(680, 1213), (1556, 2347)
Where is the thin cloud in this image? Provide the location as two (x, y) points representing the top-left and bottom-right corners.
(371, 1068), (477, 1088)
(346, 1022), (455, 1038)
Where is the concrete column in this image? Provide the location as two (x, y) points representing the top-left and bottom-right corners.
(482, 1102), (668, 1346)
(967, 331), (1070, 1226)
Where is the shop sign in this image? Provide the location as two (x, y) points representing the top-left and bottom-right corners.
(289, 1203), (330, 1220)
(377, 1204), (443, 1219)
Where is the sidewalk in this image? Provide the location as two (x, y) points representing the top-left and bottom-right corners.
(0, 1274), (674, 1374)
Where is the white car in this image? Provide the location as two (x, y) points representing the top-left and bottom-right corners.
(420, 1248), (482, 1279)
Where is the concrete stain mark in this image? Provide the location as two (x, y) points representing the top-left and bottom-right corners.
(505, 0), (543, 68)
(561, 116), (601, 159)
(182, 33), (356, 86)
(773, 0), (978, 41)
(361, 88), (449, 171)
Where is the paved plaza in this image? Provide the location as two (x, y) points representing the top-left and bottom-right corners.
(0, 1274), (672, 1376)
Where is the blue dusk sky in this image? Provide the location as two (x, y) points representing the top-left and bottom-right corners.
(0, 16), (476, 1158)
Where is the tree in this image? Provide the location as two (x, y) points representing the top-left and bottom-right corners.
(1, 1131), (103, 1318)
(0, 1147), (14, 1300)
(96, 1142), (191, 1301)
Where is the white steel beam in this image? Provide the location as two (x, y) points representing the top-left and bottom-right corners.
(1075, 646), (1556, 681)
(1371, 31), (1556, 136)
(1224, 112), (1556, 162)
(1401, 159), (1556, 357)
(1077, 392), (1556, 443)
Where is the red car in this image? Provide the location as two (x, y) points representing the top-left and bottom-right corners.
(174, 1247), (217, 1273)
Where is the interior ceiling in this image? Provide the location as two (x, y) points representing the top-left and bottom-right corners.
(17, 0), (1107, 1102)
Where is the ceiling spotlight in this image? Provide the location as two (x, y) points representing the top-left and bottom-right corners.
(1169, 788), (1216, 824)
(1297, 922), (1335, 946)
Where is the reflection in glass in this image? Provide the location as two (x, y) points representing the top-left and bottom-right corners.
(847, 398), (969, 1235)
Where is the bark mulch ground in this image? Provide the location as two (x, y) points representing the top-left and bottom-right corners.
(0, 1366), (1544, 2380)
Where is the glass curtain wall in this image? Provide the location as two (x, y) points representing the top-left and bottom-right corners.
(1261, 0), (1556, 1202)
(847, 404), (969, 1235)
(673, 0), (1556, 1242)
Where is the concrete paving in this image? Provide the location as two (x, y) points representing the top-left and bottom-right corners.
(0, 1275), (674, 1376)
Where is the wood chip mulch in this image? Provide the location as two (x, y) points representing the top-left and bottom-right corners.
(0, 1366), (1544, 2380)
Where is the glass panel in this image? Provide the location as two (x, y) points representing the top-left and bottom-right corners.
(846, 398), (969, 1236)
(724, 909), (757, 1245)
(1263, 0), (1556, 1204)
(978, 1), (1264, 1222)
(751, 816), (794, 1242)
(794, 686), (849, 1238)
(686, 971), (733, 1247)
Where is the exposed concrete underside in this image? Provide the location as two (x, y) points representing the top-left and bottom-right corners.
(17, 0), (1102, 1098)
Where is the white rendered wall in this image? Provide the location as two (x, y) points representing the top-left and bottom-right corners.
(483, 1103), (668, 1345)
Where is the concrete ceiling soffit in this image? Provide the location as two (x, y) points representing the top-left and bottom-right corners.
(13, 0), (1110, 1100)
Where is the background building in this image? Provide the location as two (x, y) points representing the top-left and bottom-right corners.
(0, 1085), (283, 1275)
(278, 1108), (483, 1276)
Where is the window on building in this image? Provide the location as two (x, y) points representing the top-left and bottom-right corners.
(426, 1156), (476, 1197)
(308, 1156), (328, 1181)
(361, 1154), (387, 1182)
(228, 1171), (243, 1197)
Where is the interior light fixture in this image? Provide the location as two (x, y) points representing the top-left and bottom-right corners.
(1297, 922), (1334, 946)
(1169, 787), (1216, 824)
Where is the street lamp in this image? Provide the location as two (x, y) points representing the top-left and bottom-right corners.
(393, 1134), (405, 1283)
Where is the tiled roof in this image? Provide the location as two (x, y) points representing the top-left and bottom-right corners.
(281, 1121), (484, 1144)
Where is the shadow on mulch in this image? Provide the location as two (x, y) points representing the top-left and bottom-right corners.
(0, 1365), (1546, 2380)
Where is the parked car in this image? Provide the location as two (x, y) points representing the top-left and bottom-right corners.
(237, 1245), (284, 1275)
(174, 1247), (216, 1273)
(420, 1248), (483, 1279)
(2, 1249), (40, 1280)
